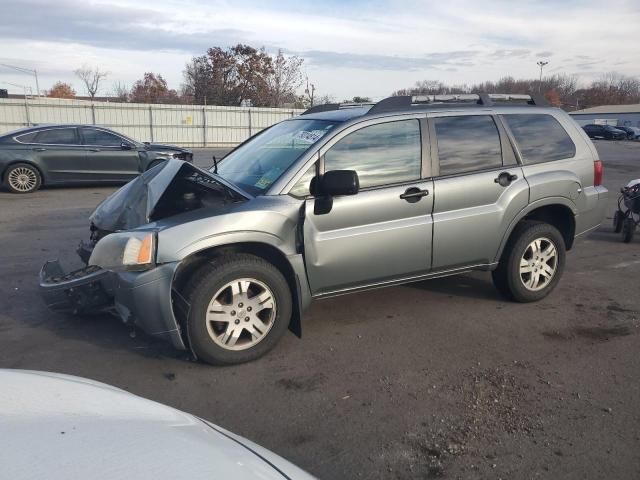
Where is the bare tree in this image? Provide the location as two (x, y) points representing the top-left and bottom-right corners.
(112, 81), (129, 102)
(267, 50), (304, 107)
(74, 64), (109, 99)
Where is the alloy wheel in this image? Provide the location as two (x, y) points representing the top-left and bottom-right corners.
(8, 167), (38, 192)
(519, 237), (558, 291)
(205, 278), (276, 351)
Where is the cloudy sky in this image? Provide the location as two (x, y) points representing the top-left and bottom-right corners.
(1, 0), (639, 100)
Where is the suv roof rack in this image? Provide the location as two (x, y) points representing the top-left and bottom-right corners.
(368, 93), (548, 114)
(301, 102), (375, 116)
(301, 93), (549, 116)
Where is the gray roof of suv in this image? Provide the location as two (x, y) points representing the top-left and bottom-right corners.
(294, 107), (372, 122)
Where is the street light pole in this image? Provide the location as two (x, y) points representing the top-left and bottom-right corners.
(536, 61), (549, 93)
(0, 63), (41, 96)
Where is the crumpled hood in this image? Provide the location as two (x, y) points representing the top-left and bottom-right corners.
(0, 369), (315, 480)
(90, 160), (248, 232)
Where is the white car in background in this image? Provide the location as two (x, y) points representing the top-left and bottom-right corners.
(0, 369), (316, 480)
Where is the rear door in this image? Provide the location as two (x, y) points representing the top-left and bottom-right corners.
(26, 127), (86, 182)
(80, 127), (141, 181)
(301, 117), (434, 295)
(429, 113), (528, 269)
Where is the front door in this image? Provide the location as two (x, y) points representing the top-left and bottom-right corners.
(302, 118), (434, 295)
(80, 128), (140, 181)
(429, 113), (529, 269)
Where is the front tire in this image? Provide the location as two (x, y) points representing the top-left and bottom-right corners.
(613, 210), (624, 233)
(184, 254), (292, 365)
(4, 163), (42, 193)
(622, 218), (635, 243)
(492, 221), (566, 303)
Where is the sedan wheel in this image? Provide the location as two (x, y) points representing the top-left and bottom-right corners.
(519, 238), (557, 291)
(206, 278), (276, 351)
(5, 163), (42, 193)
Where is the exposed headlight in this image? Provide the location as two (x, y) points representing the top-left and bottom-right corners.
(88, 231), (155, 271)
(155, 151), (182, 158)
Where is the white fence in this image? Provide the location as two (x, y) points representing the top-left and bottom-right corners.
(0, 98), (304, 147)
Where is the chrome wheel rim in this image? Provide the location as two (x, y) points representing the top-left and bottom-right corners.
(205, 278), (276, 351)
(519, 237), (557, 291)
(8, 167), (37, 192)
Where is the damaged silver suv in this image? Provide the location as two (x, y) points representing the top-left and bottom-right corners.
(40, 94), (608, 365)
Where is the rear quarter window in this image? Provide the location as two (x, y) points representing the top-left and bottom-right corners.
(15, 131), (38, 143)
(502, 114), (576, 164)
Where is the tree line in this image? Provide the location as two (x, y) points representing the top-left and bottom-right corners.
(45, 45), (640, 111)
(392, 73), (640, 110)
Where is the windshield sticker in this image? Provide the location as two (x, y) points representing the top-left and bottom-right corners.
(254, 177), (273, 189)
(293, 130), (327, 144)
(253, 168), (283, 189)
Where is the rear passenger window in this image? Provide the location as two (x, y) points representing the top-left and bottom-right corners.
(503, 114), (575, 163)
(34, 128), (77, 145)
(435, 115), (502, 175)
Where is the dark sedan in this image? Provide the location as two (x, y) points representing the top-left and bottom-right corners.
(0, 125), (193, 193)
(611, 125), (640, 140)
(582, 124), (627, 141)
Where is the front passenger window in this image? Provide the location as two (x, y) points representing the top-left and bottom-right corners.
(435, 115), (502, 175)
(289, 163), (317, 198)
(83, 129), (124, 147)
(324, 120), (421, 189)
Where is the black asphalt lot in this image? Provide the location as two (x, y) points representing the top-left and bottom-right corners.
(0, 142), (639, 479)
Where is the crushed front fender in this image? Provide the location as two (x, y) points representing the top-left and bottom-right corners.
(39, 260), (113, 314)
(39, 260), (187, 351)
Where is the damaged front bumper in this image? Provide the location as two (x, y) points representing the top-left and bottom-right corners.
(40, 261), (186, 351)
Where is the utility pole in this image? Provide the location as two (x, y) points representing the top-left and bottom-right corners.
(536, 61), (549, 93)
(305, 77), (315, 107)
(0, 63), (41, 96)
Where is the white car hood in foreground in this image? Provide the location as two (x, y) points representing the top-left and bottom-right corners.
(0, 370), (315, 480)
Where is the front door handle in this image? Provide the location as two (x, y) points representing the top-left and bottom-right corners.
(494, 172), (518, 187)
(87, 148), (100, 152)
(400, 187), (429, 203)
(32, 147), (46, 152)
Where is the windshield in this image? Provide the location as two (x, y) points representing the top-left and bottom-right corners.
(215, 118), (339, 195)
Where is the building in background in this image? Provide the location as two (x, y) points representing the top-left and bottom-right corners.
(570, 104), (640, 127)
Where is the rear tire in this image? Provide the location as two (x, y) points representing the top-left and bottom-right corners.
(184, 254), (292, 365)
(613, 210), (624, 233)
(492, 221), (566, 303)
(622, 218), (635, 243)
(4, 163), (42, 193)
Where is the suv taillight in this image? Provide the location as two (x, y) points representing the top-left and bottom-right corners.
(594, 160), (603, 186)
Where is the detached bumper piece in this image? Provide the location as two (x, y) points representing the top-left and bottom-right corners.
(39, 260), (186, 351)
(40, 261), (113, 314)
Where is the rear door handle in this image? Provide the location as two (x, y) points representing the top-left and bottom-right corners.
(494, 172), (518, 187)
(400, 187), (429, 203)
(32, 147), (46, 152)
(87, 148), (100, 152)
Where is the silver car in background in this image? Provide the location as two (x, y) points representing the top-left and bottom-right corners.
(40, 94), (608, 365)
(0, 369), (316, 480)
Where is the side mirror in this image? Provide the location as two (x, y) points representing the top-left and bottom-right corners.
(313, 170), (359, 215)
(121, 142), (133, 150)
(319, 170), (359, 196)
